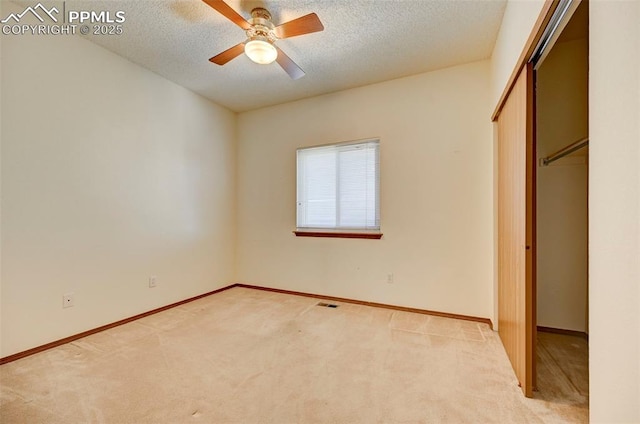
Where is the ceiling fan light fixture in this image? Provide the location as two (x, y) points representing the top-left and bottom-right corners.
(204, 1), (324, 78)
(245, 38), (277, 65)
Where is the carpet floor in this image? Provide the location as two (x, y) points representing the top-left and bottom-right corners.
(0, 287), (588, 423)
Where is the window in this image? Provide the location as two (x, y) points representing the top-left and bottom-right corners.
(296, 139), (380, 237)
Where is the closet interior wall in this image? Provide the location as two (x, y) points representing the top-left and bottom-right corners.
(536, 20), (589, 333)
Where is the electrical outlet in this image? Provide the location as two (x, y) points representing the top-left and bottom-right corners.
(149, 276), (157, 288)
(63, 292), (74, 308)
(387, 273), (394, 284)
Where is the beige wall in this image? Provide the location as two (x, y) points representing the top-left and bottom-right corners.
(0, 8), (237, 356)
(0, 1), (4, 356)
(490, 0), (546, 108)
(589, 1), (640, 421)
(237, 61), (495, 321)
(536, 38), (589, 332)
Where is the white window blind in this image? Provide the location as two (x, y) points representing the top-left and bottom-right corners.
(297, 139), (380, 230)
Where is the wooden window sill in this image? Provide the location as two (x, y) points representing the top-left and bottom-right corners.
(293, 231), (383, 240)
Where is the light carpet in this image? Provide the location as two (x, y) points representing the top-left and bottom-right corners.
(0, 287), (588, 423)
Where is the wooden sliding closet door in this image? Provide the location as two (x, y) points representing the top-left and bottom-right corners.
(497, 63), (536, 397)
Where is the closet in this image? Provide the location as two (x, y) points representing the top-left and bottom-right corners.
(535, 0), (589, 404)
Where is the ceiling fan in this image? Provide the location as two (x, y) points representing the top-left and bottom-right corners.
(202, 0), (324, 80)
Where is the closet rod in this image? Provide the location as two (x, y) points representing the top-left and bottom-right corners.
(541, 137), (589, 166)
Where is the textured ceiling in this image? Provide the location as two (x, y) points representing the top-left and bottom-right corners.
(13, 0), (507, 111)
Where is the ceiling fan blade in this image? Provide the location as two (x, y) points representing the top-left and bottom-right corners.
(202, 0), (251, 30)
(209, 42), (245, 65)
(274, 13), (324, 39)
(275, 46), (305, 80)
